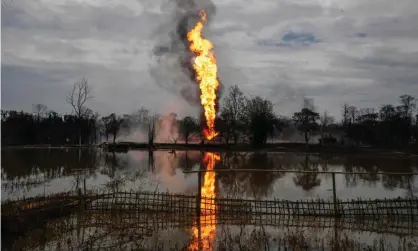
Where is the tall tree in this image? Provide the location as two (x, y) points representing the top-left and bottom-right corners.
(341, 104), (350, 126)
(414, 113), (418, 145)
(319, 111), (335, 145)
(32, 104), (47, 121)
(243, 96), (277, 147)
(378, 104), (400, 145)
(103, 113), (124, 144)
(32, 104), (48, 143)
(356, 108), (379, 145)
(179, 116), (198, 144)
(146, 114), (159, 146)
(66, 78), (92, 146)
(220, 85), (246, 144)
(292, 108), (320, 146)
(343, 105), (358, 145)
(398, 95), (416, 118)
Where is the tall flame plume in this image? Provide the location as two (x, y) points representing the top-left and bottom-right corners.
(187, 10), (219, 140)
(189, 152), (220, 251)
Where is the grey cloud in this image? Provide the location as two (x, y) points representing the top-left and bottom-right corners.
(149, 0), (222, 107)
(1, 64), (71, 113)
(2, 0), (418, 121)
(257, 31), (320, 48)
(1, 61), (197, 117)
(335, 47), (418, 91)
(2, 1), (161, 40)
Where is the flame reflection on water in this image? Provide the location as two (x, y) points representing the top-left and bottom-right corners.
(189, 152), (220, 251)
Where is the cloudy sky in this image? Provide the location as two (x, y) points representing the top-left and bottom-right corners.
(2, 0), (418, 119)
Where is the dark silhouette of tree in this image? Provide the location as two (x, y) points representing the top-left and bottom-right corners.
(293, 155), (321, 191)
(319, 111), (335, 145)
(215, 117), (229, 144)
(342, 104), (350, 126)
(378, 104), (401, 145)
(102, 113), (124, 144)
(179, 116), (199, 144)
(398, 95), (416, 118)
(220, 85), (245, 144)
(1, 110), (97, 146)
(66, 78), (92, 146)
(292, 108), (320, 146)
(354, 108), (379, 145)
(146, 114), (159, 146)
(339, 95), (417, 148)
(1, 91), (417, 149)
(414, 114), (418, 145)
(32, 104), (48, 120)
(101, 116), (111, 142)
(397, 95), (416, 145)
(242, 96), (277, 147)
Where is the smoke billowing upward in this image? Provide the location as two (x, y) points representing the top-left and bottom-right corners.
(150, 0), (223, 108)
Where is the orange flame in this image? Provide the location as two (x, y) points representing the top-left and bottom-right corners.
(187, 10), (219, 140)
(189, 152), (220, 251)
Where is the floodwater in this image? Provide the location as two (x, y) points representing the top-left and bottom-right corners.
(2, 148), (418, 201)
(2, 148), (418, 250)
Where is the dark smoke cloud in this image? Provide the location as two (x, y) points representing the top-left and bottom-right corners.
(149, 0), (223, 107)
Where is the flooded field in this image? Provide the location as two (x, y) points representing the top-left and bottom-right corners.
(2, 148), (418, 250)
(2, 148), (418, 201)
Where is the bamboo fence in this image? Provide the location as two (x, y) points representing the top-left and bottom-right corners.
(4, 191), (417, 219)
(84, 191), (418, 218)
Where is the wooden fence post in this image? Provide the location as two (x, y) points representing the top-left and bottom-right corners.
(77, 188), (85, 212)
(332, 172), (339, 217)
(196, 170), (202, 250)
(83, 178), (86, 195)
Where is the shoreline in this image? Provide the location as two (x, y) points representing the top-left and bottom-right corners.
(2, 142), (417, 155)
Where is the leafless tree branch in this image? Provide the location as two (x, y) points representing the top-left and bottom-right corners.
(66, 78), (93, 118)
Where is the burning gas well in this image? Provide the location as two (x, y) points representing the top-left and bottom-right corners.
(186, 10), (220, 141)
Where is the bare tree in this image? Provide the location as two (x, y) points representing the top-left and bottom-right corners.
(146, 114), (159, 146)
(347, 105), (358, 123)
(66, 78), (93, 146)
(341, 104), (349, 126)
(32, 104), (48, 121)
(220, 85), (246, 144)
(319, 111), (335, 145)
(102, 113), (124, 144)
(398, 94), (416, 118)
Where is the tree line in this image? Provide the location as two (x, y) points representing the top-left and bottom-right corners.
(1, 78), (418, 148)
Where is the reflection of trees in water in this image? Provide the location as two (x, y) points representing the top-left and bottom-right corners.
(178, 151), (202, 172)
(2, 148), (100, 179)
(342, 156), (418, 190)
(148, 150), (155, 172)
(217, 153), (286, 199)
(103, 150), (203, 193)
(293, 155), (321, 191)
(12, 212), (418, 251)
(2, 165), (58, 196)
(2, 148), (100, 197)
(102, 152), (130, 177)
(101, 151), (149, 193)
(381, 174), (413, 190)
(3, 149), (417, 199)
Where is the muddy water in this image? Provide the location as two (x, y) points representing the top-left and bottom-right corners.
(2, 148), (418, 251)
(2, 148), (417, 201)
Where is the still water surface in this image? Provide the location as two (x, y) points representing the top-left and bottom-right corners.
(2, 148), (418, 250)
(2, 148), (417, 201)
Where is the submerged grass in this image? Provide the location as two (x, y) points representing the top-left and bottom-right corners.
(4, 211), (418, 251)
